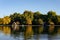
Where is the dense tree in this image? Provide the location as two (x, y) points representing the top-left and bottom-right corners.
(10, 12), (22, 24)
(37, 19), (43, 24)
(33, 11), (41, 19)
(47, 11), (57, 24)
(0, 11), (59, 25)
(47, 11), (56, 17)
(0, 10), (60, 34)
(56, 16), (60, 24)
(3, 16), (11, 24)
(32, 11), (41, 25)
(23, 10), (34, 20)
(0, 18), (3, 24)
(26, 17), (32, 24)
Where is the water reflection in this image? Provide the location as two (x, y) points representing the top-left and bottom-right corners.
(0, 26), (11, 35)
(0, 25), (60, 40)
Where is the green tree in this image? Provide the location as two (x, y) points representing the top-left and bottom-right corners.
(32, 11), (41, 25)
(10, 12), (21, 24)
(47, 11), (56, 17)
(34, 11), (41, 19)
(47, 11), (57, 24)
(37, 19), (43, 24)
(56, 16), (60, 24)
(26, 17), (32, 24)
(23, 10), (34, 20)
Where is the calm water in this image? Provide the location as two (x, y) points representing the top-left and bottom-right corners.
(0, 25), (60, 40)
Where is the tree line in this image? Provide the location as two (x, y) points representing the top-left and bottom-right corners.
(0, 10), (60, 25)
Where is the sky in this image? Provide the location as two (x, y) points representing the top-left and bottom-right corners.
(0, 0), (60, 18)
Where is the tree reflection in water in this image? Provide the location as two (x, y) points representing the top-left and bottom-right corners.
(24, 25), (33, 40)
(0, 26), (11, 35)
(0, 25), (60, 40)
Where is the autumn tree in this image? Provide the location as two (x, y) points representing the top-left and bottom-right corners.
(3, 16), (11, 24)
(0, 18), (3, 24)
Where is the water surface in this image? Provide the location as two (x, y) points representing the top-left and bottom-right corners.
(0, 26), (60, 40)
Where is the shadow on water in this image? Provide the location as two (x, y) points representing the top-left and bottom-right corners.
(0, 25), (60, 40)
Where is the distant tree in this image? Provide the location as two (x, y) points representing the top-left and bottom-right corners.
(37, 19), (43, 24)
(10, 12), (21, 24)
(47, 11), (57, 24)
(0, 18), (3, 24)
(56, 16), (60, 24)
(23, 10), (34, 21)
(32, 11), (41, 25)
(40, 15), (48, 22)
(34, 11), (41, 19)
(2, 16), (11, 24)
(26, 17), (32, 24)
(47, 11), (56, 17)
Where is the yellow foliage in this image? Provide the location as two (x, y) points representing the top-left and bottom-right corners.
(0, 18), (3, 24)
(3, 16), (11, 24)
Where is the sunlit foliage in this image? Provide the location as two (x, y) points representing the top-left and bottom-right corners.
(0, 10), (60, 34)
(0, 18), (3, 24)
(3, 16), (11, 24)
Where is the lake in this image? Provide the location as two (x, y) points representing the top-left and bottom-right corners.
(0, 25), (60, 40)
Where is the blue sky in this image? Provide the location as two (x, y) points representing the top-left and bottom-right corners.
(0, 0), (60, 18)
